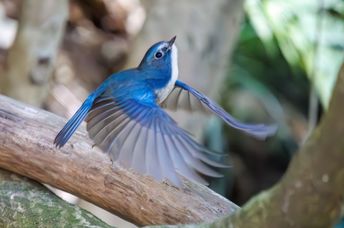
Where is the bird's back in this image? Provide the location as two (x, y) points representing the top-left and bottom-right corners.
(102, 69), (157, 105)
(102, 65), (176, 105)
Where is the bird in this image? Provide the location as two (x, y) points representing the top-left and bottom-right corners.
(54, 36), (277, 187)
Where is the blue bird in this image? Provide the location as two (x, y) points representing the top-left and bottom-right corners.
(54, 36), (277, 187)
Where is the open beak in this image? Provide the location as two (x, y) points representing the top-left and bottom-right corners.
(168, 36), (176, 48)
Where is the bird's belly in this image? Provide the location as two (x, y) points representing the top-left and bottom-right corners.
(156, 79), (176, 104)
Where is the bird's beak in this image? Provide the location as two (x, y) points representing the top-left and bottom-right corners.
(168, 36), (176, 49)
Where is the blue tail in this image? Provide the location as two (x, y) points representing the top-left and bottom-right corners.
(54, 93), (98, 148)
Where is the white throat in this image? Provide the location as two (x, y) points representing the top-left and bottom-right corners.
(156, 44), (179, 103)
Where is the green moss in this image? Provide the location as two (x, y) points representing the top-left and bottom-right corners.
(0, 170), (113, 228)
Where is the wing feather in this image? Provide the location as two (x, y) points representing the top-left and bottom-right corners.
(157, 118), (182, 186)
(86, 97), (228, 186)
(130, 109), (152, 173)
(145, 116), (163, 181)
(162, 80), (278, 139)
(161, 86), (209, 113)
(161, 123), (209, 185)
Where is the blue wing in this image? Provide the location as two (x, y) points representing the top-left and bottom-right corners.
(161, 80), (277, 139)
(85, 95), (228, 187)
(53, 70), (133, 148)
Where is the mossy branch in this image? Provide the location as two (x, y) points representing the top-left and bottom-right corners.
(0, 95), (238, 226)
(0, 169), (111, 227)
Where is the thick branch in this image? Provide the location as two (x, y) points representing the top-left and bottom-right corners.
(157, 63), (344, 228)
(224, 63), (344, 227)
(0, 169), (111, 227)
(0, 95), (238, 226)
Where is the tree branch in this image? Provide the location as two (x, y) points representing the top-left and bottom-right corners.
(225, 63), (344, 227)
(148, 63), (344, 228)
(0, 95), (239, 226)
(0, 169), (111, 227)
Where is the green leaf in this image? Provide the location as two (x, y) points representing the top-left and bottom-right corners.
(245, 0), (344, 108)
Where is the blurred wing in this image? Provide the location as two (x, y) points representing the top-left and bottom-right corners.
(161, 85), (210, 113)
(85, 96), (228, 187)
(162, 80), (277, 140)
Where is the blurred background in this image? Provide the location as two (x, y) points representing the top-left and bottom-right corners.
(0, 0), (343, 227)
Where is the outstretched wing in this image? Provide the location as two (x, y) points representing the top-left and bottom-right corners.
(85, 96), (228, 187)
(161, 80), (277, 139)
(161, 85), (209, 113)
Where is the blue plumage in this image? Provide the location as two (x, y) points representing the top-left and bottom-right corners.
(54, 36), (277, 187)
(54, 90), (104, 148)
(173, 80), (277, 139)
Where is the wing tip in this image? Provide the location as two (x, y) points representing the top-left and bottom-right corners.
(250, 123), (278, 140)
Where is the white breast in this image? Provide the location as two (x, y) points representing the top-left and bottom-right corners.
(156, 44), (178, 103)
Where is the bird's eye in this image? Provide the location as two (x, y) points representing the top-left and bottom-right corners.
(155, 51), (163, 59)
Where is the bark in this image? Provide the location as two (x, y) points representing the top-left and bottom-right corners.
(0, 94), (239, 226)
(0, 0), (68, 106)
(126, 0), (244, 136)
(148, 63), (344, 228)
(225, 63), (344, 227)
(0, 169), (111, 227)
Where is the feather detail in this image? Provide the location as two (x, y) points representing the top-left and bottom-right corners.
(54, 93), (99, 147)
(163, 80), (278, 139)
(85, 97), (228, 186)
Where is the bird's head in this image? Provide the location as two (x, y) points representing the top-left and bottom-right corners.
(139, 36), (177, 72)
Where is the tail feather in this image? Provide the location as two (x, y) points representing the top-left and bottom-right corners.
(54, 97), (95, 148)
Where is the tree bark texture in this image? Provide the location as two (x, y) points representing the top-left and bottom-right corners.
(126, 0), (244, 136)
(0, 95), (239, 226)
(0, 0), (68, 106)
(225, 63), (344, 227)
(0, 169), (111, 227)
(149, 63), (344, 228)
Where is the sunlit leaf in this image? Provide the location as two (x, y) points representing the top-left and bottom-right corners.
(245, 0), (344, 108)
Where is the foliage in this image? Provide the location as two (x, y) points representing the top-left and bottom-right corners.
(216, 0), (344, 206)
(245, 0), (344, 108)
